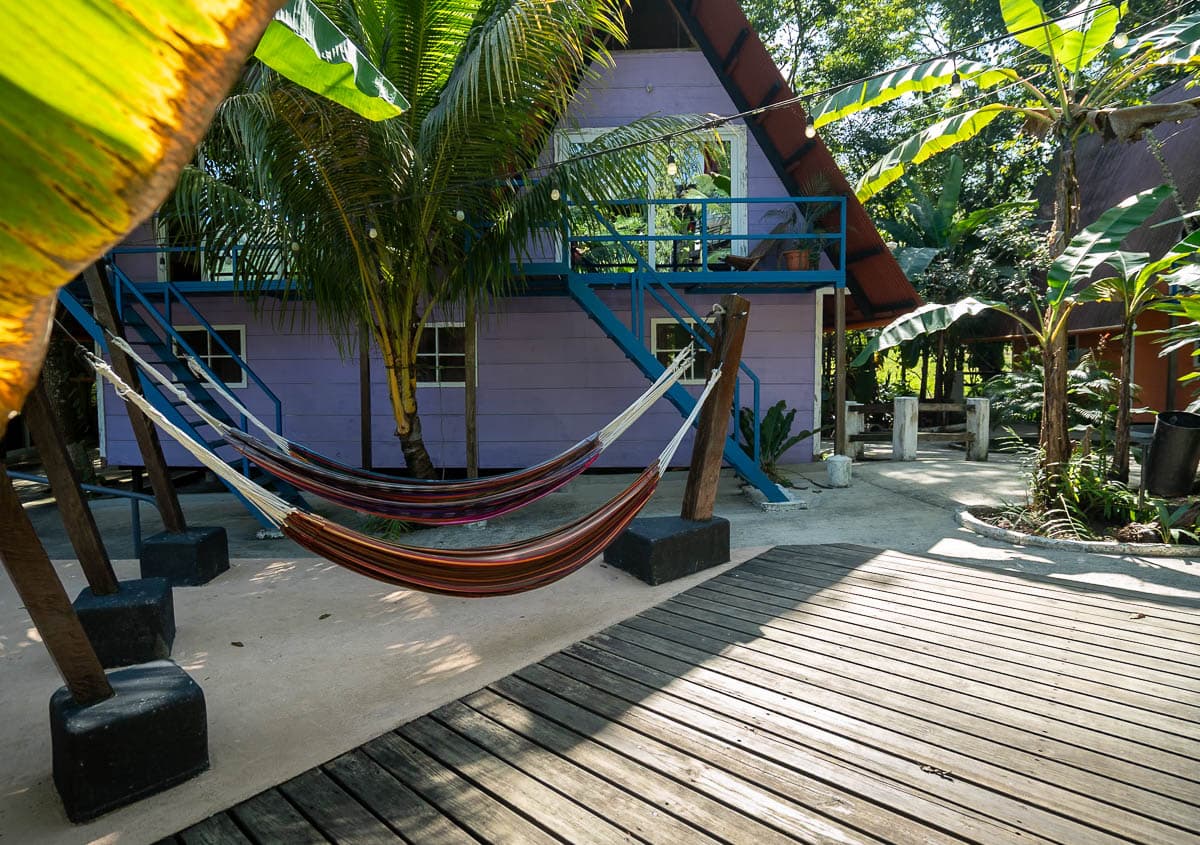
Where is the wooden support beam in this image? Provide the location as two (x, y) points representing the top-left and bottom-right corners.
(722, 28), (749, 72)
(756, 81), (782, 109)
(358, 323), (373, 471)
(782, 141), (816, 170)
(82, 264), (187, 534)
(465, 298), (479, 479)
(834, 289), (847, 456)
(0, 464), (113, 705)
(681, 294), (750, 522)
(23, 377), (120, 596)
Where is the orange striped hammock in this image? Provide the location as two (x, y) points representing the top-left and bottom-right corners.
(86, 349), (719, 597)
(110, 335), (694, 525)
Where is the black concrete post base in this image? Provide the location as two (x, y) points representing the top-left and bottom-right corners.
(51, 660), (208, 823)
(603, 516), (731, 586)
(73, 578), (175, 668)
(140, 526), (229, 586)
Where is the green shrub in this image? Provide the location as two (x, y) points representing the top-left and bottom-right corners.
(738, 401), (821, 483)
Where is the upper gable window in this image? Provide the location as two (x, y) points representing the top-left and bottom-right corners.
(617, 0), (695, 50)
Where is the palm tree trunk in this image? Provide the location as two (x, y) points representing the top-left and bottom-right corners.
(1111, 319), (1135, 484)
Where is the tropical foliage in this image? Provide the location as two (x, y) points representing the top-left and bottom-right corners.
(738, 401), (820, 482)
(0, 0), (407, 437)
(169, 0), (691, 476)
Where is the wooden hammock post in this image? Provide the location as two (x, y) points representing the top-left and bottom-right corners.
(681, 294), (750, 522)
(82, 263), (187, 533)
(23, 376), (120, 596)
(0, 464), (113, 704)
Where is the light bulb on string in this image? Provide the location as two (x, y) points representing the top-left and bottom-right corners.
(804, 114), (817, 139)
(368, 227), (378, 239)
(948, 72), (963, 98)
(454, 209), (466, 222)
(1111, 0), (1128, 48)
(550, 188), (561, 201)
(290, 241), (301, 253)
(665, 153), (678, 178)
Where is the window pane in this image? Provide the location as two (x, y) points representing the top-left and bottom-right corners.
(416, 357), (436, 382)
(417, 331), (437, 355)
(211, 357), (242, 384)
(439, 364), (466, 383)
(216, 329), (242, 354)
(439, 326), (466, 354)
(176, 329), (207, 355)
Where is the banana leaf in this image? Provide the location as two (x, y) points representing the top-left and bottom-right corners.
(1000, 0), (1123, 73)
(255, 0), (408, 121)
(1046, 185), (1171, 306)
(851, 297), (1004, 367)
(810, 59), (1017, 127)
(856, 106), (1008, 203)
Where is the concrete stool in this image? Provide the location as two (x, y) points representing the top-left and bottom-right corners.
(51, 660), (208, 822)
(140, 526), (229, 586)
(73, 578), (175, 667)
(604, 516), (730, 585)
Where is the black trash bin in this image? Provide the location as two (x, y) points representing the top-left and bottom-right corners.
(1143, 411), (1200, 497)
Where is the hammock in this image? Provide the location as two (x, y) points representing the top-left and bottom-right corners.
(110, 335), (693, 524)
(86, 349), (719, 597)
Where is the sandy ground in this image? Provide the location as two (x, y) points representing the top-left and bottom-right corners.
(3, 448), (1198, 845)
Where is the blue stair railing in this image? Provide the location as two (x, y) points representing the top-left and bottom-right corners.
(61, 264), (302, 529)
(564, 196), (846, 504)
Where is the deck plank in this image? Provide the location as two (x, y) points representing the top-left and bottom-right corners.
(177, 815), (252, 845)
(166, 544), (1200, 845)
(229, 789), (330, 845)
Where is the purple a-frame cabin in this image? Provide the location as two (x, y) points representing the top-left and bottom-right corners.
(71, 0), (919, 524)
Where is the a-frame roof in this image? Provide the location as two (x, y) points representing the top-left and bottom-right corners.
(662, 0), (922, 327)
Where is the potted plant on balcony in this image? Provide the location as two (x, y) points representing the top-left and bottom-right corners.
(768, 173), (840, 271)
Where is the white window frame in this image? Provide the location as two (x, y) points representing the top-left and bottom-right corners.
(649, 317), (715, 385)
(554, 124), (748, 263)
(416, 321), (471, 388)
(171, 324), (248, 389)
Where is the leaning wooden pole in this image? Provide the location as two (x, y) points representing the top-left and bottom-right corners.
(23, 376), (120, 596)
(465, 295), (479, 479)
(0, 464), (113, 704)
(834, 287), (848, 456)
(82, 263), (187, 533)
(681, 294), (750, 522)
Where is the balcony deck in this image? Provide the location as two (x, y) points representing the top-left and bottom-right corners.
(170, 544), (1200, 845)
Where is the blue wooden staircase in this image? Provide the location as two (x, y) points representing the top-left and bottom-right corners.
(60, 266), (302, 529)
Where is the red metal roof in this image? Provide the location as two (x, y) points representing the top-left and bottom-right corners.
(667, 0), (922, 327)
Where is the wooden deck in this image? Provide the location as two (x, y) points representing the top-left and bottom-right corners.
(168, 544), (1200, 844)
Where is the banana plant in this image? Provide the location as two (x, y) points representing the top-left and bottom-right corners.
(813, 0), (1200, 213)
(1080, 229), (1200, 482)
(0, 0), (406, 437)
(853, 185), (1174, 498)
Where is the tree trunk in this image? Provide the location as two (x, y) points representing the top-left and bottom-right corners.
(1111, 319), (1136, 484)
(399, 412), (436, 478)
(1035, 137), (1082, 501)
(1038, 325), (1071, 504)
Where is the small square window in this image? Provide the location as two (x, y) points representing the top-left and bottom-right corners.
(650, 318), (712, 384)
(417, 323), (471, 387)
(171, 325), (247, 388)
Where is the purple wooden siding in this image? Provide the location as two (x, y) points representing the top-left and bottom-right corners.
(102, 291), (816, 469)
(103, 48), (818, 470)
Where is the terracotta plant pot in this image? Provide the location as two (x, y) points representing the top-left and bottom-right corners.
(781, 249), (810, 271)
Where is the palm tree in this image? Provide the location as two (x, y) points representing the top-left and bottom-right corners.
(813, 0), (1200, 487)
(169, 0), (691, 477)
